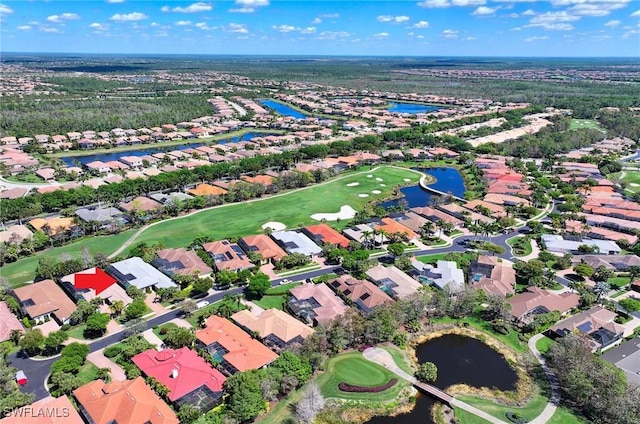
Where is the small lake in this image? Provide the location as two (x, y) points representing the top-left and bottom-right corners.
(259, 99), (309, 119)
(382, 167), (466, 209)
(60, 131), (276, 166)
(366, 334), (518, 424)
(388, 102), (442, 114)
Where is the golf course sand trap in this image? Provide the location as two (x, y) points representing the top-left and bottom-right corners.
(376, 177), (383, 181)
(358, 194), (369, 198)
(380, 184), (386, 187)
(631, 183), (640, 187)
(371, 190), (381, 194)
(262, 221), (286, 231)
(346, 182), (360, 187)
(403, 178), (411, 182)
(310, 205), (357, 221)
(367, 175), (373, 178)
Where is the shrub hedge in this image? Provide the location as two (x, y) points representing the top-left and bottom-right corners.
(338, 378), (398, 393)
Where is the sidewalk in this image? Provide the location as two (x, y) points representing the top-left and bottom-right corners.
(141, 329), (164, 349)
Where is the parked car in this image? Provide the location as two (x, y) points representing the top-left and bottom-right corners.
(16, 370), (27, 386)
(279, 279), (292, 285)
(196, 300), (210, 309)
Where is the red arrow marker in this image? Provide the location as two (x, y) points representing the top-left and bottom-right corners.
(74, 268), (117, 295)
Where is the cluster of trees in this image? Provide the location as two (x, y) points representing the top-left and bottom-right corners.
(48, 343), (108, 397)
(495, 125), (606, 159)
(547, 334), (640, 424)
(0, 352), (34, 413)
(598, 110), (640, 140)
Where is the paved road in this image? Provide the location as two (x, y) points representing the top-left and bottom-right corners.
(528, 334), (561, 424)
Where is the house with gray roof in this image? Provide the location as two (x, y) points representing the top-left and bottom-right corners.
(75, 206), (125, 224)
(547, 306), (624, 352)
(366, 264), (422, 299)
(149, 192), (194, 205)
(541, 234), (621, 255)
(270, 230), (322, 257)
(602, 337), (640, 386)
(412, 259), (465, 294)
(107, 257), (176, 291)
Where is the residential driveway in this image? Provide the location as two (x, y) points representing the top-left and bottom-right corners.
(167, 318), (192, 328)
(141, 329), (164, 349)
(34, 320), (60, 336)
(145, 292), (168, 315)
(240, 299), (264, 316)
(87, 349), (126, 381)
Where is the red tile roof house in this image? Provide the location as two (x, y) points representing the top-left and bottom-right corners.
(133, 347), (226, 410)
(288, 282), (348, 325)
(469, 255), (516, 297)
(302, 223), (350, 248)
(237, 234), (287, 265)
(507, 286), (580, 324)
(195, 315), (278, 375)
(152, 248), (213, 277)
(0, 301), (23, 342)
(203, 240), (254, 272)
(374, 217), (419, 241)
(328, 275), (394, 315)
(119, 196), (163, 214)
(231, 308), (314, 351)
(0, 395), (84, 424)
(85, 160), (111, 174)
(73, 377), (178, 424)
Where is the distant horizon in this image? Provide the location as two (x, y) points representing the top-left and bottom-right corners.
(2, 1), (639, 57)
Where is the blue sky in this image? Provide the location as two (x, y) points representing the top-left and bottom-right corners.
(1, 1), (639, 56)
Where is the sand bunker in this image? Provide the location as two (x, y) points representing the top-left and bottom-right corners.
(371, 190), (381, 194)
(346, 182), (360, 187)
(376, 177), (383, 182)
(358, 194), (369, 198)
(367, 175), (373, 178)
(310, 205), (357, 221)
(403, 178), (411, 182)
(380, 184), (386, 187)
(631, 183), (640, 187)
(262, 221), (286, 231)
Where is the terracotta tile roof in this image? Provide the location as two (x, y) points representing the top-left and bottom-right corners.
(133, 347), (226, 402)
(0, 224), (33, 244)
(119, 196), (163, 212)
(289, 283), (348, 324)
(328, 275), (394, 312)
(195, 316), (278, 372)
(187, 183), (228, 197)
(365, 264), (422, 299)
(0, 301), (22, 342)
(28, 217), (75, 235)
(13, 279), (76, 323)
(203, 240), (253, 271)
(303, 224), (350, 248)
(154, 248), (213, 276)
(238, 234), (287, 262)
(507, 287), (580, 319)
(231, 308), (314, 344)
(374, 217), (418, 240)
(241, 175), (275, 187)
(0, 395), (83, 424)
(73, 377), (178, 424)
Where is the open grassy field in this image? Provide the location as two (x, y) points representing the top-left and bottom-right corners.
(432, 315), (528, 353)
(611, 171), (640, 194)
(456, 393), (548, 423)
(568, 119), (605, 132)
(535, 336), (554, 355)
(1, 230), (136, 287)
(125, 166), (420, 253)
(507, 236), (532, 257)
(316, 351), (408, 401)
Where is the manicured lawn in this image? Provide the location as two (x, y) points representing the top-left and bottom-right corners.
(507, 236), (532, 257)
(316, 351), (408, 401)
(568, 119), (605, 132)
(547, 407), (587, 424)
(457, 393), (548, 423)
(77, 362), (100, 384)
(126, 166), (421, 253)
(265, 282), (302, 295)
(2, 230), (136, 287)
(66, 324), (88, 340)
(417, 253), (448, 264)
(381, 345), (414, 375)
(185, 297), (247, 327)
(153, 322), (179, 340)
(253, 295), (287, 310)
(275, 263), (321, 276)
(607, 276), (631, 290)
(454, 408), (492, 424)
(611, 171), (640, 194)
(257, 382), (309, 424)
(535, 336), (554, 355)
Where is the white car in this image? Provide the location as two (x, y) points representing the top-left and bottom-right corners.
(279, 279), (292, 285)
(196, 300), (210, 309)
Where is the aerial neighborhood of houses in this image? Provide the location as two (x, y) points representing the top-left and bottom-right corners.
(1, 66), (640, 424)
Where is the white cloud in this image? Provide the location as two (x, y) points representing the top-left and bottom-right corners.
(274, 24), (297, 32)
(522, 9), (536, 16)
(466, 36), (476, 40)
(604, 19), (620, 27)
(417, 0), (451, 8)
(418, 0), (485, 7)
(377, 15), (410, 23)
(416, 34), (425, 39)
(528, 11), (579, 30)
(106, 0), (126, 3)
(525, 35), (549, 42)
(510, 27), (522, 31)
(0, 4), (13, 15)
(472, 6), (496, 15)
(412, 20), (430, 28)
(300, 27), (316, 34)
(316, 31), (350, 40)
(41, 27), (60, 33)
(224, 23), (249, 33)
(230, 0), (269, 12)
(89, 22), (109, 30)
(373, 32), (389, 38)
(569, 2), (628, 17)
(442, 29), (459, 38)
(46, 13), (80, 24)
(320, 13), (339, 18)
(110, 12), (148, 22)
(163, 2), (212, 13)
(17, 25), (31, 30)
(311, 17), (321, 24)
(632, 10), (640, 17)
(229, 8), (255, 13)
(452, 0), (485, 5)
(176, 20), (192, 26)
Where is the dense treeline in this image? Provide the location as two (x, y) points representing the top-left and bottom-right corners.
(490, 126), (606, 158)
(598, 110), (640, 140)
(0, 93), (215, 137)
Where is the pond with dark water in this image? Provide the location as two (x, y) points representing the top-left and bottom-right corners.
(387, 102), (442, 114)
(366, 334), (518, 424)
(381, 167), (466, 209)
(59, 131), (277, 166)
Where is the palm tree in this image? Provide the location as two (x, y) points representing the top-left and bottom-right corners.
(95, 367), (111, 383)
(109, 300), (125, 317)
(422, 221), (435, 239)
(593, 281), (610, 302)
(361, 230), (373, 249)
